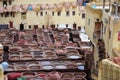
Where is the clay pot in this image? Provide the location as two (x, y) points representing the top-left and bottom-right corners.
(30, 48), (41, 52)
(79, 72), (86, 77)
(44, 50), (55, 56)
(29, 44), (38, 47)
(22, 48), (30, 51)
(66, 50), (79, 55)
(47, 43), (56, 48)
(9, 47), (20, 52)
(45, 55), (57, 59)
(64, 61), (72, 64)
(9, 52), (20, 56)
(21, 55), (33, 60)
(34, 55), (43, 60)
(27, 62), (39, 66)
(74, 73), (83, 78)
(74, 61), (85, 66)
(59, 45), (66, 48)
(15, 62), (26, 66)
(21, 45), (28, 48)
(32, 51), (43, 55)
(21, 51), (31, 56)
(16, 65), (28, 70)
(55, 64), (67, 69)
(7, 65), (14, 71)
(22, 72), (36, 78)
(67, 64), (76, 69)
(29, 65), (40, 70)
(38, 73), (48, 79)
(48, 72), (61, 80)
(62, 73), (73, 78)
(53, 61), (62, 65)
(57, 55), (67, 59)
(9, 55), (20, 61)
(42, 65), (54, 70)
(40, 61), (52, 66)
(55, 49), (66, 55)
(68, 55), (81, 59)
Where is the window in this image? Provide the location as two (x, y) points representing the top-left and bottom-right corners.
(82, 13), (85, 18)
(28, 25), (31, 29)
(1, 13), (3, 17)
(118, 7), (120, 13)
(66, 24), (68, 27)
(10, 12), (15, 17)
(45, 12), (47, 15)
(72, 11), (75, 15)
(42, 25), (45, 29)
(57, 24), (58, 27)
(109, 30), (111, 39)
(57, 11), (61, 16)
(8, 1), (12, 5)
(52, 11), (54, 16)
(40, 11), (43, 16)
(21, 12), (26, 19)
(66, 11), (70, 16)
(3, 1), (7, 7)
(5, 12), (9, 17)
(10, 12), (13, 17)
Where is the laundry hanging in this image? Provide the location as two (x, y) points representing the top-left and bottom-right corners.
(48, 4), (55, 10)
(41, 4), (47, 10)
(12, 5), (21, 12)
(79, 6), (85, 12)
(56, 3), (63, 11)
(64, 2), (71, 10)
(35, 4), (40, 12)
(31, 4), (37, 11)
(21, 4), (28, 12)
(77, 0), (83, 6)
(71, 2), (77, 9)
(28, 4), (33, 11)
(0, 2), (79, 13)
(35, 4), (40, 16)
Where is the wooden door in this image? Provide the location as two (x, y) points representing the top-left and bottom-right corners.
(9, 21), (13, 28)
(34, 25), (38, 29)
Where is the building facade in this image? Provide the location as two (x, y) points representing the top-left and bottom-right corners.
(0, 0), (86, 29)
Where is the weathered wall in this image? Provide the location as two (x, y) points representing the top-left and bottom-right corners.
(0, 0), (85, 29)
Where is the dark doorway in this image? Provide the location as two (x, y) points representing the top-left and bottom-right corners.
(34, 25), (38, 29)
(20, 23), (24, 31)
